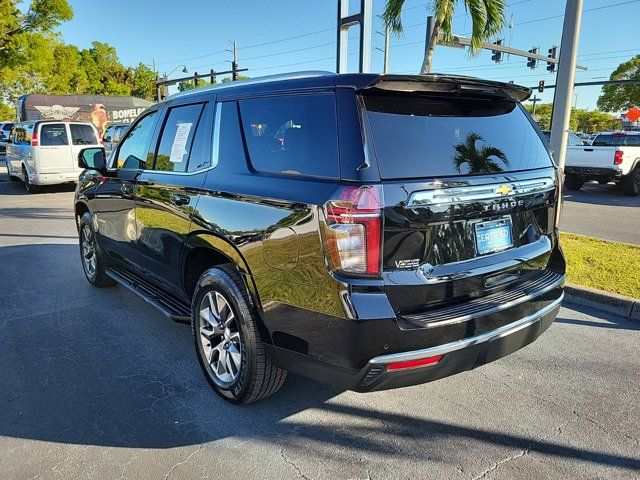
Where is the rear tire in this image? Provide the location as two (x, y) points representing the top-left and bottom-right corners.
(622, 168), (640, 196)
(192, 265), (287, 404)
(564, 174), (584, 191)
(597, 179), (609, 185)
(22, 166), (40, 193)
(78, 213), (116, 288)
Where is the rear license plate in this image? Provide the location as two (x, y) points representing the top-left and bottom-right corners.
(474, 218), (513, 255)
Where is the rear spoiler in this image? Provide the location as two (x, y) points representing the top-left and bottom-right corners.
(340, 74), (531, 103)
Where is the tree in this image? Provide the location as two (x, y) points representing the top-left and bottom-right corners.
(0, 101), (15, 121)
(452, 133), (509, 174)
(524, 103), (618, 133)
(130, 63), (157, 101)
(382, 0), (506, 74)
(597, 55), (640, 112)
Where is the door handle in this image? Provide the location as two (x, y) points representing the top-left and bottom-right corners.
(171, 193), (191, 206)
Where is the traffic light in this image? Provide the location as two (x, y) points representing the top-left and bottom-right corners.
(547, 46), (558, 72)
(491, 39), (504, 63)
(527, 47), (538, 69)
(538, 80), (545, 93)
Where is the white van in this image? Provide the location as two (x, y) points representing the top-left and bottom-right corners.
(5, 120), (101, 193)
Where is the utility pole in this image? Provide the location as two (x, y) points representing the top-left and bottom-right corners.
(231, 41), (238, 81)
(549, 0), (583, 174)
(529, 95), (540, 117)
(383, 24), (390, 73)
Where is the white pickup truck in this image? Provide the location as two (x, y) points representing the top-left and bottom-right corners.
(563, 131), (640, 196)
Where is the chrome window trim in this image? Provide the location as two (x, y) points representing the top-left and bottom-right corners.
(407, 177), (556, 208)
(369, 293), (563, 365)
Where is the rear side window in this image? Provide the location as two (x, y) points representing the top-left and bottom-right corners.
(152, 103), (203, 172)
(238, 94), (339, 178)
(2, 123), (14, 131)
(70, 124), (97, 145)
(363, 95), (554, 179)
(40, 124), (68, 146)
(592, 134), (640, 146)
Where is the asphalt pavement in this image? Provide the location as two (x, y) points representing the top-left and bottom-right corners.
(0, 170), (639, 480)
(561, 182), (640, 245)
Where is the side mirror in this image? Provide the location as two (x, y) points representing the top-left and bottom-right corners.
(78, 147), (106, 171)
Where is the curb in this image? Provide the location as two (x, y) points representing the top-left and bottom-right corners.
(564, 283), (640, 322)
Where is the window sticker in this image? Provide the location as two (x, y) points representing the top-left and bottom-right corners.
(169, 122), (193, 163)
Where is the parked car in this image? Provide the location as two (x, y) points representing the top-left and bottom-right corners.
(564, 131), (640, 195)
(0, 122), (15, 154)
(542, 130), (585, 146)
(74, 72), (565, 404)
(6, 120), (101, 192)
(102, 122), (129, 157)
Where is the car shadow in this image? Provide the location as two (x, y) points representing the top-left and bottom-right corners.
(563, 182), (640, 208)
(0, 243), (638, 472)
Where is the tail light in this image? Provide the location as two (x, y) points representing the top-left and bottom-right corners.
(321, 185), (383, 276)
(614, 150), (623, 165)
(30, 132), (38, 147)
(387, 355), (442, 371)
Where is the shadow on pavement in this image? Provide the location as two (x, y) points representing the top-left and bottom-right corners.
(563, 182), (640, 208)
(1, 244), (639, 473)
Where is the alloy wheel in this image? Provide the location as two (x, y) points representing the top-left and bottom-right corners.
(199, 291), (243, 386)
(81, 224), (97, 278)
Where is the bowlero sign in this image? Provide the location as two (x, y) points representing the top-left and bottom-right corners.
(17, 94), (154, 136)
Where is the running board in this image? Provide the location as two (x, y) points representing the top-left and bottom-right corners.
(106, 266), (191, 324)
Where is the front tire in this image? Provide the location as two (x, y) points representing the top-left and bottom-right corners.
(622, 168), (640, 196)
(192, 265), (286, 404)
(78, 213), (116, 287)
(564, 174), (584, 191)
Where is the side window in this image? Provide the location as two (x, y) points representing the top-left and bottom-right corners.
(14, 127), (27, 145)
(40, 124), (69, 146)
(568, 133), (582, 146)
(115, 111), (157, 170)
(238, 94), (339, 178)
(70, 124), (98, 145)
(151, 103), (203, 173)
(187, 102), (214, 172)
(104, 126), (114, 142)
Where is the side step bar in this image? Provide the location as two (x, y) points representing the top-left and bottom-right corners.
(106, 266), (191, 323)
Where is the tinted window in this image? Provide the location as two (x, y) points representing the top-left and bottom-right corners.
(116, 111), (157, 169)
(114, 125), (127, 142)
(104, 126), (115, 141)
(152, 103), (203, 172)
(70, 124), (97, 145)
(592, 134), (640, 146)
(239, 94), (339, 178)
(40, 124), (68, 146)
(364, 96), (554, 179)
(2, 123), (14, 131)
(188, 102), (213, 172)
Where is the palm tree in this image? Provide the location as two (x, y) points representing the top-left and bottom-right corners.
(452, 133), (509, 174)
(382, 0), (507, 74)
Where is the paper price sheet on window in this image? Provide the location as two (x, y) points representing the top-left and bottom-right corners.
(169, 122), (192, 163)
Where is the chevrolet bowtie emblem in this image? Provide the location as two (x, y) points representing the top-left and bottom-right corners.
(495, 185), (513, 196)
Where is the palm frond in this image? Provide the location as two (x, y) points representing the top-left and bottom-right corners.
(382, 0), (406, 35)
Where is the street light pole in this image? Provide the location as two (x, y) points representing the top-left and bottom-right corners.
(549, 0), (583, 173)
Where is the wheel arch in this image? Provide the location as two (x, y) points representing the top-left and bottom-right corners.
(74, 200), (90, 230)
(182, 233), (260, 310)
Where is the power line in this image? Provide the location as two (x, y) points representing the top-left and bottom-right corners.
(515, 0), (640, 26)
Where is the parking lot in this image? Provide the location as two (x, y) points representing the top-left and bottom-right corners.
(562, 182), (640, 245)
(0, 170), (639, 480)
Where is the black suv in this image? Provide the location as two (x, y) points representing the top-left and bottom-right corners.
(75, 72), (565, 404)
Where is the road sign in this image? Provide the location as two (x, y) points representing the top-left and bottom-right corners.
(625, 106), (640, 123)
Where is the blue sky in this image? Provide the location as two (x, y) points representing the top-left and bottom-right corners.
(59, 0), (639, 110)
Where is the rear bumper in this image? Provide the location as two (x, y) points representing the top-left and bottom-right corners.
(565, 166), (622, 179)
(29, 171), (79, 185)
(265, 279), (564, 392)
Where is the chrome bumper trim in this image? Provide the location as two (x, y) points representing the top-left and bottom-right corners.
(369, 293), (563, 365)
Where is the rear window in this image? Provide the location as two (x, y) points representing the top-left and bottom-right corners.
(40, 124), (68, 146)
(238, 94), (339, 178)
(363, 95), (553, 179)
(592, 134), (640, 146)
(2, 123), (14, 131)
(70, 124), (97, 145)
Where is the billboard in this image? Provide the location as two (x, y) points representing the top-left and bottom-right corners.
(17, 94), (154, 136)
